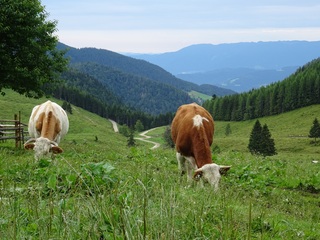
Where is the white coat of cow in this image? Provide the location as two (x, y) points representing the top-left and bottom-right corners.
(24, 100), (69, 160)
(171, 103), (230, 190)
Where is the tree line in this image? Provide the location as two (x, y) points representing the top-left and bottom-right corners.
(51, 82), (174, 130)
(203, 58), (320, 121)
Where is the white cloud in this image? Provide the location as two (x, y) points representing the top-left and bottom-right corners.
(58, 27), (320, 53)
(42, 0), (320, 52)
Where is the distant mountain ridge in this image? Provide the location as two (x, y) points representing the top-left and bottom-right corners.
(58, 43), (235, 96)
(127, 41), (320, 92)
(57, 43), (235, 115)
(176, 66), (298, 92)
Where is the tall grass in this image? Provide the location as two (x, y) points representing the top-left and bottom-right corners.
(0, 91), (319, 239)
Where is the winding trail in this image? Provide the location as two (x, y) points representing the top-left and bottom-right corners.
(108, 119), (160, 150)
(108, 119), (119, 133)
(135, 128), (161, 150)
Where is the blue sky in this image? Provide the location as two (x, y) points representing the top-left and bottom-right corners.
(41, 0), (320, 53)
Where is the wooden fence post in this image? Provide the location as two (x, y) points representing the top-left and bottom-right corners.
(0, 112), (26, 148)
(14, 114), (18, 148)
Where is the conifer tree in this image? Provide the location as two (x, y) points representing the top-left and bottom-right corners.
(134, 120), (144, 132)
(163, 126), (174, 148)
(225, 123), (232, 136)
(62, 101), (72, 114)
(248, 120), (262, 154)
(248, 120), (276, 156)
(309, 118), (320, 143)
(127, 128), (136, 147)
(260, 124), (276, 156)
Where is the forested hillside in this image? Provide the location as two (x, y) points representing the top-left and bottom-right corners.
(48, 68), (174, 130)
(71, 62), (193, 115)
(203, 58), (320, 121)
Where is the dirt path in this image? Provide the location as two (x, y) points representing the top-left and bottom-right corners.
(135, 128), (161, 150)
(108, 119), (119, 132)
(109, 119), (160, 150)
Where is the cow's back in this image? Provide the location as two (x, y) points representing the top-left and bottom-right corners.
(171, 103), (214, 156)
(28, 101), (69, 142)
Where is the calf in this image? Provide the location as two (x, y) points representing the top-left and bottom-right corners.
(171, 103), (230, 190)
(24, 100), (69, 160)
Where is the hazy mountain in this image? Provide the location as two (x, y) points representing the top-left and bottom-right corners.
(57, 43), (235, 97)
(176, 66), (298, 92)
(127, 41), (320, 92)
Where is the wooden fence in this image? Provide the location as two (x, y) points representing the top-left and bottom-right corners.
(0, 112), (28, 148)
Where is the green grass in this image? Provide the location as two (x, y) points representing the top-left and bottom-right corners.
(188, 90), (212, 101)
(0, 90), (319, 239)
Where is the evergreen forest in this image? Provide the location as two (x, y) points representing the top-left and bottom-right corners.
(203, 58), (320, 121)
(49, 68), (175, 130)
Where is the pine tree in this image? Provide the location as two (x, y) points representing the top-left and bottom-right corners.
(248, 120), (276, 156)
(134, 120), (144, 132)
(309, 118), (320, 143)
(67, 103), (73, 114)
(62, 101), (73, 114)
(127, 128), (136, 147)
(225, 123), (232, 136)
(248, 120), (262, 154)
(163, 126), (174, 148)
(260, 124), (276, 156)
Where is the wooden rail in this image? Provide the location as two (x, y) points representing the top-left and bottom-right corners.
(0, 112), (28, 148)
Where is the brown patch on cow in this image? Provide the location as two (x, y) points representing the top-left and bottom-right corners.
(36, 112), (45, 133)
(41, 111), (59, 140)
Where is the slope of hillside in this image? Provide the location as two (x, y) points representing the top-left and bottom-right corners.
(214, 104), (320, 154)
(1, 90), (319, 239)
(61, 68), (122, 106)
(71, 62), (194, 115)
(203, 58), (320, 121)
(0, 90), (126, 148)
(3, 88), (319, 158)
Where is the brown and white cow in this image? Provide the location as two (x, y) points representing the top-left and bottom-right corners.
(24, 100), (69, 160)
(171, 103), (230, 190)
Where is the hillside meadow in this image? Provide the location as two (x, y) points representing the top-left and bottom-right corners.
(0, 90), (319, 239)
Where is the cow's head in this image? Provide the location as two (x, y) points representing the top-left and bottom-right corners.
(24, 137), (63, 160)
(193, 163), (231, 190)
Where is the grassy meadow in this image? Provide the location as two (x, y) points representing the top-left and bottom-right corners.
(188, 91), (212, 102)
(0, 90), (319, 239)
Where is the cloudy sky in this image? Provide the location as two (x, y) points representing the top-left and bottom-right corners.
(41, 0), (320, 53)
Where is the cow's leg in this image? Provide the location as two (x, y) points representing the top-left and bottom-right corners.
(185, 156), (197, 183)
(176, 152), (186, 176)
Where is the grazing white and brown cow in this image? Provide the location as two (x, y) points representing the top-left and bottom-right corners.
(171, 103), (230, 190)
(24, 100), (69, 160)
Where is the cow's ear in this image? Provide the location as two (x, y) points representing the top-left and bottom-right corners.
(24, 143), (35, 150)
(51, 146), (63, 154)
(219, 165), (231, 175)
(193, 170), (203, 181)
